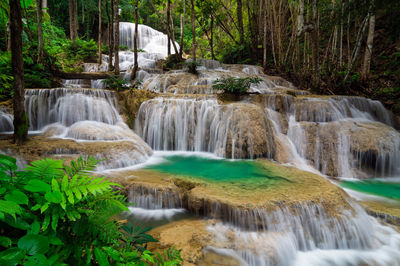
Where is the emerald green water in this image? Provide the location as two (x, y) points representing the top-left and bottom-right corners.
(146, 155), (287, 184)
(341, 180), (400, 201)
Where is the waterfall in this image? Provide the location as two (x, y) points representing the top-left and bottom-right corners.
(119, 22), (179, 58)
(0, 108), (13, 132)
(125, 184), (400, 266)
(263, 95), (400, 178)
(24, 88), (120, 130)
(135, 97), (274, 159)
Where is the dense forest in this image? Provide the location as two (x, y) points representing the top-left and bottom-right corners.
(1, 0), (400, 265)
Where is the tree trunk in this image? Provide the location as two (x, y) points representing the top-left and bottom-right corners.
(263, 0), (267, 70)
(42, 0), (47, 12)
(107, 0), (114, 71)
(237, 0), (244, 44)
(191, 0), (196, 61)
(114, 0), (119, 74)
(133, 0), (139, 80)
(179, 0), (185, 57)
(344, 13), (369, 82)
(210, 15), (215, 60)
(98, 0), (102, 64)
(167, 0), (171, 56)
(36, 0), (44, 64)
(361, 12), (375, 81)
(69, 0), (77, 41)
(310, 0), (320, 88)
(6, 20), (11, 51)
(10, 0), (28, 145)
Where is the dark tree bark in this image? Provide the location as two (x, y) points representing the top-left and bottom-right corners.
(133, 0), (139, 80)
(98, 0), (102, 64)
(310, 0), (320, 88)
(36, 0), (43, 64)
(107, 0), (114, 71)
(114, 0), (119, 74)
(237, 0), (244, 44)
(191, 0), (196, 61)
(167, 0), (171, 56)
(10, 0), (28, 145)
(69, 0), (77, 41)
(179, 0), (185, 57)
(210, 14), (215, 60)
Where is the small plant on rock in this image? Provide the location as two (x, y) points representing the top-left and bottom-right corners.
(183, 60), (201, 75)
(212, 76), (262, 95)
(103, 75), (129, 91)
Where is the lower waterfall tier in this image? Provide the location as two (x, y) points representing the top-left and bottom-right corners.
(107, 154), (400, 266)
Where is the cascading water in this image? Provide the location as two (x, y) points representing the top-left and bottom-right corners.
(7, 88), (152, 170)
(135, 97), (274, 159)
(119, 22), (179, 58)
(263, 95), (400, 178)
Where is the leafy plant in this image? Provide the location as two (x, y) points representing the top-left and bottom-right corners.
(0, 155), (183, 265)
(183, 60), (201, 75)
(103, 75), (129, 91)
(119, 45), (130, 51)
(212, 77), (262, 95)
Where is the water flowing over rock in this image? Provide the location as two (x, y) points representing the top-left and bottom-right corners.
(5, 88), (154, 169)
(262, 94), (400, 178)
(119, 22), (179, 58)
(135, 97), (274, 159)
(25, 88), (120, 130)
(0, 108), (13, 132)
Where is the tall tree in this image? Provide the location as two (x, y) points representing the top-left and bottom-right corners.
(114, 0), (119, 74)
(361, 1), (376, 81)
(237, 0), (244, 44)
(107, 0), (114, 71)
(98, 0), (102, 64)
(10, 0), (28, 144)
(69, 0), (77, 41)
(180, 0), (185, 57)
(167, 0), (171, 56)
(36, 0), (43, 64)
(190, 0), (196, 61)
(133, 0), (139, 79)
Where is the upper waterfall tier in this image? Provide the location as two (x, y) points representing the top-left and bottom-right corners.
(135, 97), (274, 159)
(133, 92), (400, 178)
(119, 22), (179, 58)
(25, 88), (120, 130)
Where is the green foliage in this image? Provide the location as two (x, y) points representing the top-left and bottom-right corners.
(163, 54), (184, 70)
(212, 77), (262, 95)
(119, 45), (130, 51)
(219, 44), (252, 64)
(103, 75), (129, 91)
(0, 155), (183, 265)
(0, 52), (13, 100)
(184, 60), (201, 75)
(67, 39), (98, 62)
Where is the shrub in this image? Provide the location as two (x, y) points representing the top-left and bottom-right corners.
(0, 155), (183, 265)
(183, 60), (201, 75)
(163, 54), (183, 70)
(119, 45), (130, 51)
(103, 75), (129, 91)
(212, 77), (262, 95)
(67, 39), (98, 62)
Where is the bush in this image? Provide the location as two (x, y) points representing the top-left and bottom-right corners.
(0, 155), (183, 265)
(119, 45), (129, 51)
(67, 39), (98, 62)
(183, 60), (201, 75)
(103, 75), (129, 91)
(163, 54), (184, 70)
(212, 77), (262, 95)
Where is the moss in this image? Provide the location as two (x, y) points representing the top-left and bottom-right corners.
(117, 90), (156, 128)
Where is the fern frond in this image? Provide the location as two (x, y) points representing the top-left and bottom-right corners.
(64, 156), (101, 177)
(19, 158), (64, 181)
